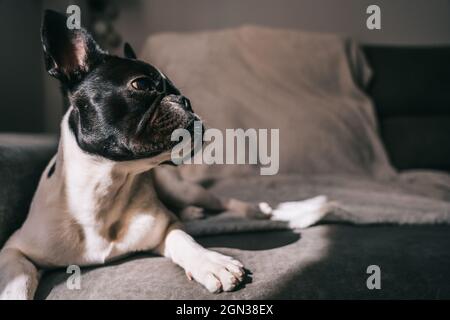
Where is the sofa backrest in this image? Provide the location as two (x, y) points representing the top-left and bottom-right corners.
(363, 46), (450, 172)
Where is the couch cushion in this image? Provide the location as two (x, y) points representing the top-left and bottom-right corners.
(363, 46), (450, 118)
(35, 224), (450, 299)
(381, 116), (450, 171)
(363, 46), (450, 172)
(0, 134), (57, 247)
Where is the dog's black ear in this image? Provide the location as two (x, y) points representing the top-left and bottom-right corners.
(124, 42), (137, 59)
(41, 10), (106, 84)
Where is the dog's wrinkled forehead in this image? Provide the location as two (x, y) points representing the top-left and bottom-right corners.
(72, 58), (157, 94)
(68, 57), (177, 117)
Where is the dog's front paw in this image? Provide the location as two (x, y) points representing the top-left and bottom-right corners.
(186, 250), (245, 293)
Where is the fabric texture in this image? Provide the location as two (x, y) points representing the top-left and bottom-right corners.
(380, 116), (450, 171)
(142, 25), (395, 181)
(184, 173), (450, 237)
(363, 46), (450, 172)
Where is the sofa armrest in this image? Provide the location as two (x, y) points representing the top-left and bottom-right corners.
(0, 134), (57, 247)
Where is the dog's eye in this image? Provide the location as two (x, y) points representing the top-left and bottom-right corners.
(130, 77), (152, 91)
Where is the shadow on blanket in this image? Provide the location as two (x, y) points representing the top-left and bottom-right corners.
(197, 230), (300, 250)
(264, 224), (450, 299)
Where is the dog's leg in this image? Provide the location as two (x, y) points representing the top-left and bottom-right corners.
(156, 224), (245, 293)
(154, 167), (335, 227)
(153, 166), (270, 219)
(0, 247), (39, 300)
(270, 195), (335, 228)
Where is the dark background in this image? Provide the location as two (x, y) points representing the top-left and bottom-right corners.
(1, 0), (450, 134)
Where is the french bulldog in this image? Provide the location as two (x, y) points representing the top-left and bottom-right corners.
(0, 10), (332, 299)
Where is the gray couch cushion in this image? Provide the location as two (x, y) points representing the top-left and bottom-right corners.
(0, 134), (57, 247)
(35, 225), (450, 299)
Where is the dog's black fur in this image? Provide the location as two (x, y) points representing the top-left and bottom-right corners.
(41, 10), (196, 161)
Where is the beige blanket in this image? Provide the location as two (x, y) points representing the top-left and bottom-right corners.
(142, 25), (395, 181)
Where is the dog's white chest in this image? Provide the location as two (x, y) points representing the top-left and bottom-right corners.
(14, 146), (173, 267)
(59, 157), (173, 265)
(81, 212), (170, 265)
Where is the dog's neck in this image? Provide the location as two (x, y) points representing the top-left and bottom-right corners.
(52, 109), (165, 225)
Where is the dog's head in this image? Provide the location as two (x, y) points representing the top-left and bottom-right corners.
(41, 10), (199, 162)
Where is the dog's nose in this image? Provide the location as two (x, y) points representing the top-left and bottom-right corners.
(164, 95), (193, 112)
(181, 96), (193, 112)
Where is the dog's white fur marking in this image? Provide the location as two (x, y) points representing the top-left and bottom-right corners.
(0, 274), (30, 300)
